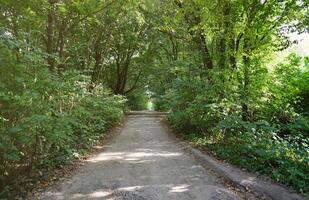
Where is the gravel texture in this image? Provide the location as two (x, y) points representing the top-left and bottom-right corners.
(39, 113), (242, 200)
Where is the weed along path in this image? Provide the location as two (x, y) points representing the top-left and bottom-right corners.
(40, 111), (243, 200)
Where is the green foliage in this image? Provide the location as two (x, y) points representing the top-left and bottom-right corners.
(148, 0), (308, 193)
(1, 0), (308, 197)
(263, 54), (307, 124)
(183, 115), (309, 193)
(162, 55), (309, 193)
(164, 55), (309, 193)
(126, 89), (149, 110)
(152, 95), (170, 111)
(0, 36), (125, 198)
(0, 0), (157, 197)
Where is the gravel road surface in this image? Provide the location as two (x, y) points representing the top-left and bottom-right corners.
(40, 112), (242, 200)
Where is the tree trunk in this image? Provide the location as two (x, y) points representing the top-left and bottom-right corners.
(46, 0), (56, 71)
(242, 39), (250, 121)
(91, 35), (103, 84)
(199, 34), (213, 69)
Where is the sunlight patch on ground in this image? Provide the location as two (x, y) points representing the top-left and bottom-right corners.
(169, 184), (190, 193)
(88, 150), (182, 163)
(118, 186), (144, 191)
(240, 176), (256, 185)
(70, 191), (112, 199)
(89, 191), (111, 198)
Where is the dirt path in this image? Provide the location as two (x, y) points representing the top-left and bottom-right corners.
(40, 112), (243, 200)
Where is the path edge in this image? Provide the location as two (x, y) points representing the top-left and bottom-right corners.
(160, 117), (305, 200)
(29, 115), (128, 199)
(184, 145), (304, 200)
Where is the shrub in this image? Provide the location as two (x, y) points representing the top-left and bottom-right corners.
(165, 55), (309, 193)
(126, 89), (149, 110)
(0, 37), (125, 198)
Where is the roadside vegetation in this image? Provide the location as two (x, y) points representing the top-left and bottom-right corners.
(0, 0), (149, 198)
(0, 0), (308, 198)
(149, 0), (309, 194)
(0, 35), (125, 198)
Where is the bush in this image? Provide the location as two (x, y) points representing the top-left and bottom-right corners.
(126, 89), (149, 110)
(0, 37), (125, 198)
(164, 55), (309, 193)
(171, 114), (309, 192)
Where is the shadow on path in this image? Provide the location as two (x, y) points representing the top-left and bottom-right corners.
(40, 113), (241, 200)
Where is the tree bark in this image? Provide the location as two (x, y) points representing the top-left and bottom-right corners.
(199, 34), (213, 69)
(174, 0), (213, 70)
(46, 0), (56, 71)
(91, 36), (103, 84)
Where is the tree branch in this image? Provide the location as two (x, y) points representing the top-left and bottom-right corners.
(123, 71), (142, 94)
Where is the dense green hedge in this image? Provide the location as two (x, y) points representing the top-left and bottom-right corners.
(0, 38), (125, 197)
(160, 55), (309, 193)
(126, 89), (149, 110)
(171, 117), (309, 193)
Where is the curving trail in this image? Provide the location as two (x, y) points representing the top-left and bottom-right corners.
(40, 111), (242, 200)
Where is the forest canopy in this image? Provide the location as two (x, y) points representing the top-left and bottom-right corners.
(0, 0), (308, 198)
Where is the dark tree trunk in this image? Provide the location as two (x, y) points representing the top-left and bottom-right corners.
(91, 35), (103, 83)
(199, 34), (213, 69)
(113, 48), (136, 95)
(174, 0), (213, 70)
(46, 0), (56, 71)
